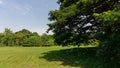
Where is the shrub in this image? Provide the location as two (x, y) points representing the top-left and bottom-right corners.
(98, 36), (120, 68)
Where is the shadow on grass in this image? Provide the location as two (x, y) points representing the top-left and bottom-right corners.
(40, 47), (102, 68)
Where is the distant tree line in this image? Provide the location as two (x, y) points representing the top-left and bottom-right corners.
(0, 28), (55, 47)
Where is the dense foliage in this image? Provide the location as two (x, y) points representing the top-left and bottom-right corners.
(48, 0), (120, 67)
(0, 28), (55, 47)
(48, 0), (120, 45)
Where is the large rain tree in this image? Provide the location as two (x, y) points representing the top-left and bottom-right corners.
(48, 0), (120, 46)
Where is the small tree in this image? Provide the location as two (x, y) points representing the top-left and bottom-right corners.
(15, 32), (26, 46)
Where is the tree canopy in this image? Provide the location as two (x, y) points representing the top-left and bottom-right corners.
(0, 28), (55, 47)
(48, 0), (120, 46)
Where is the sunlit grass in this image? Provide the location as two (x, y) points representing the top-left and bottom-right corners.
(0, 46), (101, 68)
(0, 46), (74, 68)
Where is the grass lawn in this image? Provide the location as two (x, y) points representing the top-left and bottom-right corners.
(0, 46), (72, 68)
(0, 46), (101, 68)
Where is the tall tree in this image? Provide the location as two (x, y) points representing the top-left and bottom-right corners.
(48, 0), (120, 67)
(2, 28), (15, 46)
(48, 0), (120, 46)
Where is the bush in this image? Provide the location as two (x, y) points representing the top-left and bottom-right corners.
(23, 36), (41, 47)
(98, 36), (120, 68)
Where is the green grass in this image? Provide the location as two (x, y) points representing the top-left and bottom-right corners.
(0, 46), (72, 68)
(0, 46), (102, 68)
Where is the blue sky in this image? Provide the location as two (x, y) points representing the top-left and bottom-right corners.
(0, 0), (59, 35)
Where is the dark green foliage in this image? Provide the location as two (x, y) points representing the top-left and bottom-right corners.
(47, 0), (120, 67)
(98, 35), (120, 68)
(48, 0), (120, 46)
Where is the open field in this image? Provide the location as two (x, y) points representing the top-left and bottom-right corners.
(0, 46), (72, 68)
(0, 46), (101, 68)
